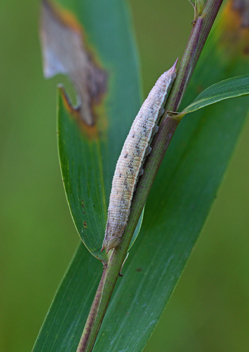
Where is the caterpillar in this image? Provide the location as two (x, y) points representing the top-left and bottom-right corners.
(102, 60), (177, 253)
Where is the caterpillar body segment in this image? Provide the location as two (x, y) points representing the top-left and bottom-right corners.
(102, 61), (177, 252)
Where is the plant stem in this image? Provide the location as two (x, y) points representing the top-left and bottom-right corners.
(77, 116), (180, 352)
(76, 268), (108, 352)
(76, 0), (223, 350)
(166, 0), (223, 112)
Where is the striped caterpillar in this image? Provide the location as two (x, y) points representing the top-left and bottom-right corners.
(102, 60), (177, 253)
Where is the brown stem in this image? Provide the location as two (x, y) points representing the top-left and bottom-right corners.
(166, 0), (223, 112)
(76, 268), (108, 352)
(76, 0), (223, 350)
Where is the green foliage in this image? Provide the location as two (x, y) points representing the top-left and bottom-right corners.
(33, 244), (101, 351)
(182, 74), (249, 115)
(58, 91), (145, 260)
(56, 0), (141, 261)
(33, 2), (249, 352)
(3, 1), (249, 352)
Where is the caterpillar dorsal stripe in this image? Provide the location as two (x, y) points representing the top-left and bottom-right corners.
(102, 60), (177, 253)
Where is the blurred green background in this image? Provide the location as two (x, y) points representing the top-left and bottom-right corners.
(1, 0), (249, 351)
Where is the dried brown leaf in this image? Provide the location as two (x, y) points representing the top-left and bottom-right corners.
(40, 0), (107, 125)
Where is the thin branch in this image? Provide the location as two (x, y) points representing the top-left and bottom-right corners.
(76, 0), (223, 350)
(76, 268), (108, 352)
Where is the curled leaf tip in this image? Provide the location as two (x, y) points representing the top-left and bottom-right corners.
(40, 0), (107, 126)
(58, 85), (99, 139)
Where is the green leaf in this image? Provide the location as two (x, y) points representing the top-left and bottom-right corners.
(58, 91), (108, 262)
(93, 8), (249, 350)
(129, 207), (144, 250)
(51, 0), (141, 262)
(58, 94), (143, 261)
(34, 3), (249, 352)
(34, 0), (141, 348)
(33, 244), (101, 352)
(182, 74), (249, 115)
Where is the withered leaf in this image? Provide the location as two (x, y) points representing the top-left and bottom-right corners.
(40, 0), (107, 126)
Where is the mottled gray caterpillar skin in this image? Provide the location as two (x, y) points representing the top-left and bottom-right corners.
(102, 61), (177, 252)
